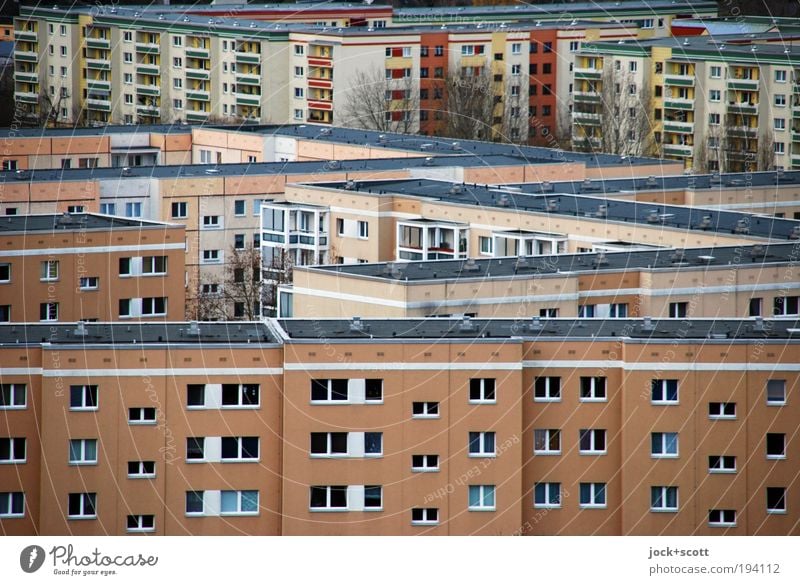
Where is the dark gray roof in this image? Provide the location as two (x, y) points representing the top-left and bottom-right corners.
(0, 213), (171, 234)
(306, 178), (800, 240)
(0, 322), (279, 346)
(504, 170), (800, 195)
(0, 123), (192, 139)
(395, 0), (715, 18)
(0, 154), (537, 184)
(278, 318), (800, 341)
(308, 243), (800, 282)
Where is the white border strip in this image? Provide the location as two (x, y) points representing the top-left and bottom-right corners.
(283, 362), (522, 371)
(1, 243), (187, 257)
(41, 368), (283, 377)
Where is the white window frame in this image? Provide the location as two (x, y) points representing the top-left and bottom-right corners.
(651, 432), (679, 458)
(534, 482), (561, 508)
(533, 376), (561, 402)
(128, 407), (156, 425)
(579, 482), (607, 508)
(67, 492), (97, 519)
(479, 236), (493, 256)
(579, 429), (607, 455)
(651, 379), (679, 405)
(0, 437), (26, 463)
(468, 431), (496, 457)
(766, 433), (786, 460)
(40, 260), (59, 282)
(309, 485), (348, 511)
(40, 302), (58, 322)
(221, 436), (260, 462)
(202, 250), (222, 264)
(220, 490), (259, 516)
(68, 439), (97, 465)
(357, 220), (369, 239)
(70, 385), (98, 411)
(651, 486), (678, 512)
(411, 508), (438, 525)
(127, 461), (156, 479)
(766, 487), (786, 514)
(411, 454), (439, 472)
(126, 514), (155, 533)
(708, 455), (736, 473)
(468, 378), (496, 404)
(533, 429), (561, 455)
(412, 401), (439, 419)
(708, 401), (736, 419)
(0, 492), (24, 518)
(468, 485), (496, 511)
(579, 376), (607, 402)
(0, 384), (26, 409)
(708, 509), (736, 527)
(766, 379), (786, 405)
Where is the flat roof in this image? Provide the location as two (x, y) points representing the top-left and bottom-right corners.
(278, 317), (800, 341)
(502, 170), (800, 195)
(0, 213), (174, 234)
(302, 178), (800, 240)
(0, 321), (280, 346)
(307, 242), (800, 282)
(586, 33), (800, 59)
(0, 154), (539, 184)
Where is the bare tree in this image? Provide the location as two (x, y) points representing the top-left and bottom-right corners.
(340, 67), (419, 133)
(222, 244), (269, 320)
(185, 277), (227, 321)
(757, 126), (775, 171)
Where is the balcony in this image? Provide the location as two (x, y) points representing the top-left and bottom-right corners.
(186, 47), (209, 59)
(663, 144), (693, 157)
(792, 130), (800, 142)
(727, 125), (758, 138)
(726, 78), (758, 91)
(186, 90), (210, 101)
(573, 67), (602, 80)
(136, 84), (160, 97)
(135, 42), (160, 55)
(135, 63), (160, 76)
(235, 93), (261, 106)
(185, 110), (210, 122)
(14, 91), (39, 104)
(14, 71), (38, 83)
(234, 51), (260, 64)
(86, 98), (112, 112)
(792, 153), (800, 167)
(14, 50), (38, 63)
(14, 30), (38, 42)
(727, 102), (758, 115)
(664, 74), (694, 87)
(87, 58), (111, 71)
(85, 37), (111, 50)
(185, 68), (210, 80)
(87, 79), (111, 91)
(236, 73), (261, 86)
(792, 105), (800, 119)
(572, 112), (601, 125)
(663, 120), (694, 134)
(572, 91), (601, 103)
(664, 98), (694, 110)
(136, 104), (160, 116)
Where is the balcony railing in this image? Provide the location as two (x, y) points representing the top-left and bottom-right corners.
(664, 74), (694, 87)
(573, 67), (602, 80)
(14, 50), (38, 63)
(185, 68), (210, 80)
(135, 42), (160, 54)
(234, 51), (260, 64)
(663, 120), (694, 133)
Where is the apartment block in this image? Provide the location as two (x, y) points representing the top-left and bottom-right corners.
(0, 317), (797, 535)
(572, 35), (800, 172)
(285, 243), (800, 319)
(0, 213), (185, 323)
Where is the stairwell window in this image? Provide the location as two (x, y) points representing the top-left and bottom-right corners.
(766, 379), (786, 405)
(708, 509), (736, 527)
(128, 407), (156, 425)
(412, 401), (439, 418)
(126, 514), (155, 532)
(411, 508), (438, 525)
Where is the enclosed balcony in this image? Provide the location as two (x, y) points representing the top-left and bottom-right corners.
(397, 219), (468, 261)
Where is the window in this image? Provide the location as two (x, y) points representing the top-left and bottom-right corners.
(294, 66), (304, 77)
(357, 220), (369, 239)
(128, 461), (155, 478)
(171, 201), (188, 219)
(0, 437), (26, 463)
(775, 94), (786, 107)
(580, 377), (606, 401)
(142, 256), (167, 275)
(469, 378), (495, 403)
(708, 455), (736, 473)
(709, 89), (720, 102)
(543, 41), (552, 53)
(651, 486), (678, 512)
(708, 509), (736, 527)
(539, 308), (558, 318)
(775, 142), (785, 155)
(128, 407), (156, 424)
(412, 401), (439, 418)
(222, 384), (260, 407)
(466, 431), (496, 458)
(511, 64), (521, 76)
(774, 118), (786, 131)
(125, 202), (142, 218)
(766, 379), (786, 405)
(651, 379), (678, 404)
(310, 433), (348, 457)
(234, 200), (246, 216)
(0, 264), (9, 283)
(534, 376), (561, 401)
(766, 487), (786, 513)
(533, 429), (561, 455)
(173, 57), (182, 68)
(40, 302), (58, 321)
(0, 384), (26, 409)
(468, 485), (495, 511)
(411, 508), (438, 525)
(364, 486), (383, 510)
(0, 305), (8, 322)
(766, 433), (785, 459)
(479, 236), (493, 255)
(184, 491), (205, 515)
(202, 215), (221, 229)
(411, 454), (439, 472)
(234, 234), (245, 250)
(123, 31), (132, 42)
(124, 52), (133, 63)
(668, 302), (687, 318)
(68, 493), (96, 519)
(70, 385), (98, 410)
(628, 61), (638, 72)
(127, 515), (155, 532)
(578, 305), (595, 318)
(609, 303), (628, 318)
(69, 439), (97, 465)
(221, 436), (259, 461)
(141, 297), (167, 316)
(579, 429), (607, 454)
(221, 490), (259, 515)
(651, 432), (678, 458)
(0, 492), (24, 518)
(309, 486), (348, 510)
(775, 70), (787, 83)
(203, 250), (221, 264)
(709, 402), (736, 419)
(534, 482), (561, 508)
(711, 65), (721, 79)
(40, 260), (59, 281)
(60, 46), (67, 57)
(774, 295), (799, 316)
(708, 113), (720, 125)
(579, 483), (606, 508)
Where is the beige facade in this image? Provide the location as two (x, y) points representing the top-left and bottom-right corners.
(0, 317), (797, 535)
